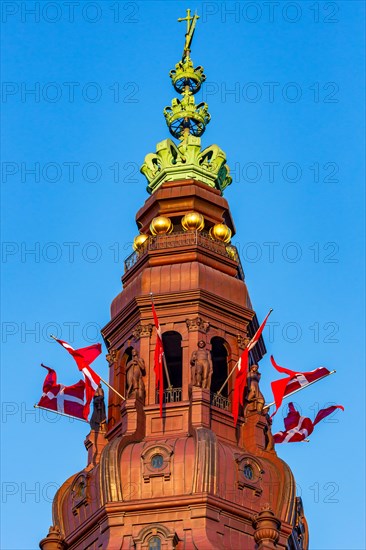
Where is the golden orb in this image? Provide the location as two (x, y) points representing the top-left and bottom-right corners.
(133, 233), (149, 252)
(226, 245), (238, 260)
(150, 216), (173, 236)
(181, 211), (205, 232)
(209, 223), (232, 243)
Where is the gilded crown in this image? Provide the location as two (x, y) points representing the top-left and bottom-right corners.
(163, 90), (210, 140)
(169, 56), (206, 94)
(140, 135), (232, 194)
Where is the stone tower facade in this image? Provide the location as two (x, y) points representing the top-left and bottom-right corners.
(40, 11), (308, 550)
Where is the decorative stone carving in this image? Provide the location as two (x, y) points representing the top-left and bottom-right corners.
(235, 454), (264, 496)
(294, 497), (308, 549)
(71, 473), (89, 515)
(264, 412), (275, 452)
(237, 334), (250, 350)
(132, 324), (153, 341)
(244, 364), (265, 416)
(141, 444), (173, 483)
(185, 316), (210, 333)
(106, 349), (117, 366)
(141, 135), (232, 194)
(252, 505), (281, 549)
(89, 385), (106, 432)
(190, 340), (213, 389)
(134, 523), (179, 550)
(126, 348), (146, 399)
(39, 525), (65, 550)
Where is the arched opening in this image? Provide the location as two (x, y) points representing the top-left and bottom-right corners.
(210, 337), (229, 397)
(162, 331), (182, 389)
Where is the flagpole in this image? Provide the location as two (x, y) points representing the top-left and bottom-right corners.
(163, 354), (172, 391)
(50, 334), (125, 401)
(150, 292), (172, 390)
(34, 404), (89, 423)
(263, 370), (336, 410)
(216, 308), (273, 396)
(217, 360), (239, 396)
(99, 377), (125, 401)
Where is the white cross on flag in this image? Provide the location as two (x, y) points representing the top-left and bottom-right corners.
(274, 402), (344, 443)
(54, 338), (102, 418)
(37, 366), (89, 421)
(270, 355), (331, 417)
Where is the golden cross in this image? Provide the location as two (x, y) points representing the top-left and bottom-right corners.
(178, 9), (200, 59)
(177, 9), (193, 33)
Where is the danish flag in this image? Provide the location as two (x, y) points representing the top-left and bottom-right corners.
(270, 356), (331, 417)
(53, 338), (102, 418)
(232, 309), (272, 425)
(274, 402), (344, 443)
(37, 365), (88, 421)
(151, 302), (164, 417)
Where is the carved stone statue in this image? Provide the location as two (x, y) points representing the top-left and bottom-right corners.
(190, 340), (213, 389)
(126, 348), (146, 399)
(264, 412), (275, 451)
(89, 385), (106, 431)
(244, 364), (265, 415)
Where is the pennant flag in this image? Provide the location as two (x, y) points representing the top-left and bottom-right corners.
(151, 302), (164, 417)
(232, 348), (249, 426)
(54, 338), (102, 418)
(274, 402), (344, 443)
(270, 356), (331, 417)
(232, 310), (272, 425)
(37, 365), (89, 421)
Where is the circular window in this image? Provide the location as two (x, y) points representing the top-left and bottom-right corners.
(243, 464), (253, 480)
(151, 454), (164, 469)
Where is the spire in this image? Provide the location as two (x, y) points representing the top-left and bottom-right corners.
(164, 10), (210, 142)
(140, 10), (231, 195)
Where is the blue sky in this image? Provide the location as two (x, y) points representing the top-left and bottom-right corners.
(1, 1), (365, 549)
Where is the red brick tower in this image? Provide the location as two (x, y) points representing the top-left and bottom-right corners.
(40, 11), (308, 550)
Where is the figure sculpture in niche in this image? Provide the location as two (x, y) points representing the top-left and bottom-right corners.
(190, 340), (213, 389)
(264, 412), (275, 451)
(89, 385), (106, 431)
(126, 348), (146, 399)
(244, 364), (265, 416)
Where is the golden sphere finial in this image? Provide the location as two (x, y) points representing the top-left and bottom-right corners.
(150, 216), (173, 236)
(181, 211), (205, 232)
(133, 233), (149, 252)
(209, 223), (232, 243)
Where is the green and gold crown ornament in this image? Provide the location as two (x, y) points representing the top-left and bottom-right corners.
(140, 9), (232, 195)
